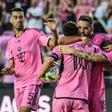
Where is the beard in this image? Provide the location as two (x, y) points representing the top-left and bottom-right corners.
(15, 25), (24, 31)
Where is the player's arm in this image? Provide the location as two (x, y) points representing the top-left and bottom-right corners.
(1, 58), (15, 76)
(38, 57), (54, 79)
(58, 36), (81, 45)
(48, 30), (58, 48)
(58, 45), (108, 62)
(72, 50), (108, 62)
(44, 19), (58, 48)
(58, 36), (91, 45)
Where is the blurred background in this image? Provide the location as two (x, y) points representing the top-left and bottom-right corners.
(0, 0), (112, 112)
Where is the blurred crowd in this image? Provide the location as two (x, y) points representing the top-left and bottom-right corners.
(0, 0), (112, 34)
(0, 0), (112, 84)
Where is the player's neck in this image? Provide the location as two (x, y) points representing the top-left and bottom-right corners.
(14, 29), (24, 38)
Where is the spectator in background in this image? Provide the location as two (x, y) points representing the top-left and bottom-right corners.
(25, 0), (44, 29)
(74, 0), (92, 19)
(106, 11), (112, 34)
(42, 0), (54, 20)
(5, 0), (15, 13)
(20, 0), (31, 15)
(0, 1), (7, 35)
(93, 16), (107, 33)
(42, 0), (55, 33)
(57, 0), (76, 24)
(95, 0), (109, 19)
(89, 8), (107, 33)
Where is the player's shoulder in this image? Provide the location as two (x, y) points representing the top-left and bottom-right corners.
(94, 33), (107, 38)
(8, 35), (16, 43)
(7, 36), (16, 48)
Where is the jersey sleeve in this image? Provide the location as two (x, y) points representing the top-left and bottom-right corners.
(49, 46), (62, 61)
(33, 28), (51, 46)
(92, 34), (112, 47)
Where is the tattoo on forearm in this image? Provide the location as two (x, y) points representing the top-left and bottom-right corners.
(74, 51), (93, 61)
(74, 50), (108, 62)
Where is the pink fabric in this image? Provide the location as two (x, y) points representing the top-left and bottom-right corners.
(52, 42), (101, 100)
(14, 84), (41, 111)
(89, 63), (104, 90)
(7, 28), (50, 88)
(89, 89), (106, 112)
(89, 33), (112, 90)
(88, 33), (111, 112)
(92, 33), (112, 46)
(52, 98), (89, 112)
(90, 33), (112, 90)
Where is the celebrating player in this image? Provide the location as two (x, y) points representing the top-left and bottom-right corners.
(1, 7), (58, 112)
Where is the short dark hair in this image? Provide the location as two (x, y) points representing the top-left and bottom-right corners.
(78, 15), (93, 25)
(10, 7), (24, 15)
(100, 41), (112, 50)
(62, 21), (78, 36)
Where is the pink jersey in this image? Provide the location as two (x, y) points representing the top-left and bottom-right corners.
(50, 42), (101, 100)
(7, 28), (50, 88)
(92, 33), (112, 46)
(89, 33), (112, 90)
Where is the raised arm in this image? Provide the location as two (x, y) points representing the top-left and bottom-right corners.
(44, 19), (58, 48)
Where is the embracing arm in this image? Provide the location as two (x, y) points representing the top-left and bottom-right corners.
(72, 50), (108, 62)
(38, 57), (54, 79)
(58, 36), (81, 45)
(58, 45), (108, 62)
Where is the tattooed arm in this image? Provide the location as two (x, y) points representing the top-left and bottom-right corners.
(58, 45), (108, 62)
(72, 50), (108, 62)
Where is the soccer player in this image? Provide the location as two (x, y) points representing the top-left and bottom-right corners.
(1, 7), (58, 112)
(38, 21), (102, 112)
(58, 42), (112, 112)
(59, 15), (112, 112)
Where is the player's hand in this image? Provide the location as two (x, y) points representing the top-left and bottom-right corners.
(40, 78), (53, 83)
(102, 45), (112, 52)
(58, 45), (75, 55)
(81, 36), (91, 45)
(1, 67), (14, 75)
(44, 18), (57, 32)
